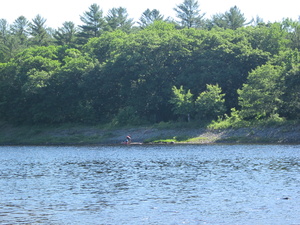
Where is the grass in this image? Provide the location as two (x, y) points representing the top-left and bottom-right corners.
(144, 135), (209, 144)
(144, 135), (187, 144)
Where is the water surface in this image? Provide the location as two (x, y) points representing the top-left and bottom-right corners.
(0, 145), (299, 224)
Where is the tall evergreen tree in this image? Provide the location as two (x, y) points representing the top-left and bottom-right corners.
(0, 19), (21, 61)
(0, 19), (10, 45)
(10, 16), (30, 46)
(0, 19), (11, 61)
(29, 14), (51, 46)
(78, 3), (106, 43)
(106, 7), (134, 32)
(138, 9), (164, 28)
(173, 0), (205, 28)
(208, 13), (225, 29)
(224, 6), (251, 29)
(253, 16), (265, 26)
(211, 6), (251, 30)
(54, 21), (78, 46)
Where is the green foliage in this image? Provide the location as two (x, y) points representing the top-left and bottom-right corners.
(244, 23), (289, 55)
(174, 0), (205, 28)
(0, 12), (300, 127)
(169, 86), (194, 122)
(0, 19), (20, 61)
(53, 21), (78, 47)
(106, 7), (134, 32)
(78, 4), (106, 43)
(29, 15), (52, 46)
(276, 50), (300, 119)
(84, 30), (127, 63)
(208, 108), (247, 129)
(144, 134), (209, 144)
(195, 84), (226, 120)
(138, 9), (165, 28)
(282, 18), (300, 50)
(238, 64), (284, 119)
(209, 109), (286, 130)
(10, 16), (30, 46)
(111, 106), (145, 126)
(212, 6), (251, 30)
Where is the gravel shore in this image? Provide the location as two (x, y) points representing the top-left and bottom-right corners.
(1, 124), (300, 145)
(44, 125), (300, 144)
(101, 125), (300, 144)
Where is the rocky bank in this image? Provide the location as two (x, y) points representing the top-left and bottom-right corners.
(1, 124), (300, 145)
(44, 125), (300, 145)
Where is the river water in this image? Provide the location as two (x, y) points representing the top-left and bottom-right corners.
(0, 144), (299, 224)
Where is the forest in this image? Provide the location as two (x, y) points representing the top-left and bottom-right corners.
(0, 0), (300, 126)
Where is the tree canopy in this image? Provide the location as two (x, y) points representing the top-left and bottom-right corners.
(0, 2), (300, 125)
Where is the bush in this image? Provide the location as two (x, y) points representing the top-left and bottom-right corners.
(111, 106), (145, 126)
(195, 84), (226, 120)
(208, 108), (248, 129)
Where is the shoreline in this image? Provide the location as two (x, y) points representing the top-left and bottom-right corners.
(1, 124), (300, 146)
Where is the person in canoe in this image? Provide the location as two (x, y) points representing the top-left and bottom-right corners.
(125, 135), (131, 144)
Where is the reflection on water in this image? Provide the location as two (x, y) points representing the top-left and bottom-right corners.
(0, 145), (299, 224)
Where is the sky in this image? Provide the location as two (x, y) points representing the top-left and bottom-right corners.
(1, 0), (299, 29)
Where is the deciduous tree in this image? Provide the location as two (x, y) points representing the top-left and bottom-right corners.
(170, 86), (194, 122)
(238, 64), (284, 119)
(195, 84), (226, 120)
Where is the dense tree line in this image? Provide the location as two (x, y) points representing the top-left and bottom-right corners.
(0, 1), (300, 125)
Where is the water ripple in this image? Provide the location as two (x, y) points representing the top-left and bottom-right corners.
(0, 145), (299, 224)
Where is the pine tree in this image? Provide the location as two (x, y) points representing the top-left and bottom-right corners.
(106, 7), (134, 32)
(29, 14), (51, 46)
(78, 3), (106, 43)
(138, 9), (164, 28)
(174, 0), (205, 28)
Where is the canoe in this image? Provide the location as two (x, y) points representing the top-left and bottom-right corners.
(121, 142), (143, 145)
